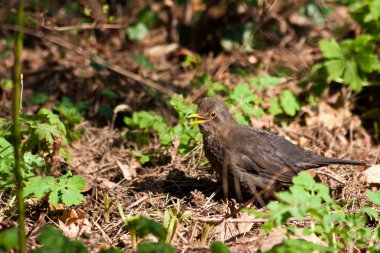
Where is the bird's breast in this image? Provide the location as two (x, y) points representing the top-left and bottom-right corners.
(202, 130), (226, 170)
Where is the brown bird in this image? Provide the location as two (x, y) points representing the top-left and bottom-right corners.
(188, 97), (365, 203)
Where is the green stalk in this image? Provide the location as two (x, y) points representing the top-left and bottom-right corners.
(12, 1), (26, 253)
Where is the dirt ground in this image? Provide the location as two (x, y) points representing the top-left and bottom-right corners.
(1, 1), (380, 252)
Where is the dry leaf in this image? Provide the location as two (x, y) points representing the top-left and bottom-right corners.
(360, 165), (380, 184)
(116, 160), (137, 181)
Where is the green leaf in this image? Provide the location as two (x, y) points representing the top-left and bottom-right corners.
(268, 98), (282, 116)
(234, 111), (250, 125)
(319, 39), (343, 59)
(99, 248), (124, 253)
(133, 54), (154, 71)
(279, 90), (300, 116)
(127, 23), (149, 41)
(60, 175), (86, 206)
(23, 152), (45, 170)
(230, 83), (255, 105)
(24, 176), (55, 198)
(207, 82), (229, 97)
(49, 186), (61, 206)
(369, 0), (380, 21)
(266, 239), (335, 252)
(250, 75), (282, 91)
(136, 242), (175, 253)
(324, 59), (346, 80)
(358, 54), (380, 73)
(27, 92), (49, 106)
(292, 171), (315, 187)
(221, 22), (255, 52)
(136, 8), (158, 29)
(55, 97), (84, 125)
(31, 123), (61, 144)
(342, 61), (363, 92)
(0, 227), (18, 251)
(101, 88), (119, 100)
(35, 225), (88, 253)
(0, 137), (13, 152)
(132, 151), (150, 164)
(361, 207), (379, 219)
(210, 241), (231, 253)
(367, 189), (380, 205)
(138, 217), (168, 241)
(169, 94), (197, 122)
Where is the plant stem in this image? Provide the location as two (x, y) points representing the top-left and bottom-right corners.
(13, 1), (26, 253)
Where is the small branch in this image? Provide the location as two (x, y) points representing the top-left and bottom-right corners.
(192, 217), (268, 223)
(41, 22), (124, 31)
(2, 24), (174, 97)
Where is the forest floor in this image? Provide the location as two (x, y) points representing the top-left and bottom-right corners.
(1, 1), (380, 252)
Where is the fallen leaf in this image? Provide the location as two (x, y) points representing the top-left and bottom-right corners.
(360, 165), (380, 184)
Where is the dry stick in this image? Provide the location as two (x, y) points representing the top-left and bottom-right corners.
(2, 24), (174, 97)
(192, 217), (267, 223)
(318, 171), (347, 185)
(92, 218), (113, 244)
(41, 22), (124, 31)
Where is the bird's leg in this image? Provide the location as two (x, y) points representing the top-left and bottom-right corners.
(222, 153), (229, 200)
(247, 181), (266, 207)
(223, 152), (243, 202)
(234, 174), (243, 202)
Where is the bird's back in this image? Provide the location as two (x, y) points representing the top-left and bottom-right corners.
(227, 125), (364, 184)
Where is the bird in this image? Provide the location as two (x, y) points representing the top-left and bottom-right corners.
(188, 97), (366, 204)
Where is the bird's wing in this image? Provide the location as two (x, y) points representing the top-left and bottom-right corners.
(228, 126), (312, 183)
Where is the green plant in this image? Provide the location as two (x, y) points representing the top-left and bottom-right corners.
(201, 223), (214, 244)
(24, 170), (86, 206)
(20, 109), (68, 156)
(201, 74), (300, 122)
(54, 97), (86, 141)
(124, 110), (167, 140)
(245, 172), (380, 251)
(311, 0), (380, 94)
(0, 227), (18, 252)
(314, 35), (380, 92)
(165, 94), (202, 153)
(249, 75), (282, 91)
(35, 225), (88, 253)
(210, 241), (231, 253)
(0, 150), (45, 191)
(103, 193), (115, 223)
(350, 0), (380, 37)
(133, 54), (154, 71)
(26, 92), (49, 106)
(182, 55), (203, 70)
(161, 205), (191, 244)
(0, 107), (71, 190)
(118, 203), (174, 251)
(124, 94), (202, 161)
(127, 7), (157, 41)
(221, 22), (255, 52)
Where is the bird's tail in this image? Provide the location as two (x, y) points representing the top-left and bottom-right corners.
(311, 156), (366, 167)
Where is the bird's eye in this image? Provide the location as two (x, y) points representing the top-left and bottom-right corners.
(210, 112), (217, 118)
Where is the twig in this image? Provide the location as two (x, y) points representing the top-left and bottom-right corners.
(192, 217), (267, 223)
(2, 24), (174, 96)
(317, 171), (347, 184)
(41, 22), (124, 31)
(124, 195), (149, 211)
(92, 218), (113, 244)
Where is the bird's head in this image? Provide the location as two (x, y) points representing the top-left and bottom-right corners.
(187, 97), (236, 134)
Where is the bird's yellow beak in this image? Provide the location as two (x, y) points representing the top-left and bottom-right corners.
(187, 113), (209, 125)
